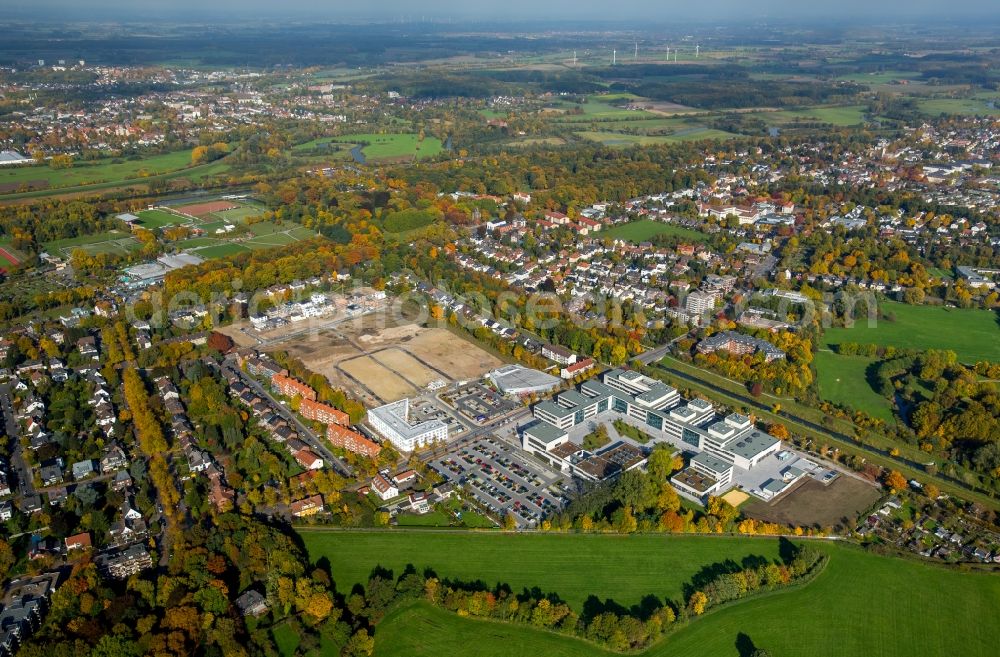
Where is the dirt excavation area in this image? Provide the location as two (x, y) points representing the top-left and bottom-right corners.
(742, 476), (882, 532)
(252, 315), (503, 404)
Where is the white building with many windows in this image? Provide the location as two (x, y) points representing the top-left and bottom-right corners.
(367, 399), (448, 452)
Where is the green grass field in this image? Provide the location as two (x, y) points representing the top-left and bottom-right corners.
(822, 301), (1000, 362)
(0, 149), (196, 190)
(603, 219), (708, 243)
(300, 133), (444, 161)
(365, 537), (1000, 657)
(301, 531), (782, 609)
(916, 95), (1000, 116)
(764, 105), (867, 126)
(43, 230), (142, 258)
(575, 128), (735, 146)
(271, 623), (301, 657)
(813, 351), (894, 422)
(136, 209), (189, 229)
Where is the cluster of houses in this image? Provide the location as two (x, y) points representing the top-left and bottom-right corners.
(362, 468), (456, 518)
(155, 375), (235, 512)
(223, 362), (325, 472)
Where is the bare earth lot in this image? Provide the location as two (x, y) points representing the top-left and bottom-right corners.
(373, 347), (441, 388)
(404, 329), (503, 382)
(743, 476), (881, 531)
(341, 355), (418, 402)
(244, 315), (504, 404)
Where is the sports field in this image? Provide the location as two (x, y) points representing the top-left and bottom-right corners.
(134, 198), (316, 259)
(813, 350), (894, 422)
(300, 531), (783, 609)
(360, 536), (1000, 657)
(822, 301), (1000, 362)
(43, 230), (142, 258)
(603, 219), (708, 243)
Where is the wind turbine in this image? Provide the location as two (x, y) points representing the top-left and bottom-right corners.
(612, 49), (616, 65)
(634, 41), (638, 60)
(696, 44), (700, 58)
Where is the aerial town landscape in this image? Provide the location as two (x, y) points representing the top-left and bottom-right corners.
(0, 1), (998, 655)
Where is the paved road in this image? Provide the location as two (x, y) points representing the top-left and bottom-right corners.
(636, 332), (691, 366)
(217, 360), (353, 478)
(0, 384), (35, 500)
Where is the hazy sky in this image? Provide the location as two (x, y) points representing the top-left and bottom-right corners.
(3, 0), (997, 21)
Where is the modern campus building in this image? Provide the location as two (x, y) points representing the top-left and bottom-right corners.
(523, 368), (782, 502)
(367, 398), (448, 452)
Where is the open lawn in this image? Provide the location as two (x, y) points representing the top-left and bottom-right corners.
(300, 531), (783, 609)
(303, 133), (444, 161)
(822, 301), (1000, 362)
(603, 219), (708, 243)
(368, 538), (1000, 657)
(0, 149), (196, 191)
(187, 243), (250, 259)
(813, 350), (894, 422)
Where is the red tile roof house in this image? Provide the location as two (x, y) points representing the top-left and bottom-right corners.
(65, 532), (92, 551)
(561, 357), (596, 379)
(293, 448), (324, 470)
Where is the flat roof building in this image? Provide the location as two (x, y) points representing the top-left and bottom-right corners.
(488, 364), (561, 396)
(367, 398), (448, 452)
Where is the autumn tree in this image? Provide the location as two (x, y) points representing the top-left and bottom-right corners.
(884, 470), (907, 492)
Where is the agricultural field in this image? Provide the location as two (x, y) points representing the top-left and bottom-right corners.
(362, 537), (1000, 657)
(813, 350), (894, 422)
(822, 301), (1000, 363)
(916, 94), (1000, 116)
(603, 219), (708, 244)
(301, 531), (784, 610)
(575, 127), (735, 146)
(762, 104), (867, 126)
(43, 230), (142, 259)
(548, 94), (653, 120)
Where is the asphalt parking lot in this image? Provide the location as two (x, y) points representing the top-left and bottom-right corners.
(428, 436), (566, 528)
(444, 382), (521, 424)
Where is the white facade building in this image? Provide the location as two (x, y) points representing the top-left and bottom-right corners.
(367, 399), (448, 452)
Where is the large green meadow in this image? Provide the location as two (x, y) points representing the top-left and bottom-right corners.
(813, 350), (895, 422)
(0, 149), (199, 190)
(822, 301), (1000, 362)
(304, 532), (1000, 657)
(301, 531), (782, 609)
(603, 219), (708, 244)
